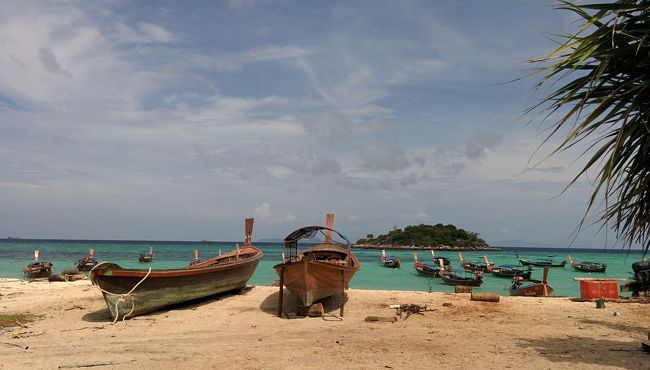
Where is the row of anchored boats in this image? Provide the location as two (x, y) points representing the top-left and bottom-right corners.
(381, 250), (610, 296)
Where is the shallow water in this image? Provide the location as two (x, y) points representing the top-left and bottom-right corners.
(0, 240), (645, 297)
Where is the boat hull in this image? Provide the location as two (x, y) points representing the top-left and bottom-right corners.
(274, 258), (359, 307)
(519, 259), (566, 268)
(491, 268), (532, 279)
(91, 248), (262, 320)
(440, 272), (482, 287)
(23, 262), (53, 279)
(509, 283), (554, 297)
(414, 262), (441, 277)
(571, 262), (606, 273)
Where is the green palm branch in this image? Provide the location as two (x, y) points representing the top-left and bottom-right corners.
(529, 1), (650, 253)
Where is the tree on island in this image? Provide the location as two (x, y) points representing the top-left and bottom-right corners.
(528, 1), (649, 253)
(356, 223), (487, 248)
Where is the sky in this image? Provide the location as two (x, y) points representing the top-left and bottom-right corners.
(0, 0), (626, 248)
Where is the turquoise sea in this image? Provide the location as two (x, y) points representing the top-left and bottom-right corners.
(0, 239), (645, 297)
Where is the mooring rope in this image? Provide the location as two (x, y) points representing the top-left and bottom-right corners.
(90, 262), (153, 324)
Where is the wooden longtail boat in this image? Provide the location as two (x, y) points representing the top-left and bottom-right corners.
(76, 248), (98, 271)
(567, 255), (606, 273)
(138, 245), (155, 263)
(189, 248), (202, 266)
(23, 249), (53, 279)
(458, 252), (492, 273)
(274, 214), (360, 311)
(381, 250), (400, 268)
(431, 250), (451, 267)
(413, 253), (442, 277)
(509, 266), (554, 296)
(438, 258), (482, 286)
(483, 256), (532, 279)
(91, 219), (263, 320)
(516, 254), (566, 268)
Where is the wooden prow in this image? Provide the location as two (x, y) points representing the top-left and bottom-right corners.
(244, 218), (254, 246)
(458, 252), (464, 262)
(431, 250), (435, 259)
(149, 245), (154, 254)
(324, 213), (334, 244)
(89, 248), (94, 257)
(567, 255), (573, 263)
(483, 256), (490, 265)
(438, 258), (445, 271)
(194, 248), (199, 260)
(34, 249), (40, 262)
(413, 253), (418, 263)
(542, 266), (550, 296)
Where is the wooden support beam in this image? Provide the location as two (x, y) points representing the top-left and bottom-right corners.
(278, 266), (284, 318)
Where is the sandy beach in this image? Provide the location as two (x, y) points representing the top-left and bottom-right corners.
(0, 279), (648, 370)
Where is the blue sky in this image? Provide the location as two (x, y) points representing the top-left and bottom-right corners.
(0, 0), (624, 248)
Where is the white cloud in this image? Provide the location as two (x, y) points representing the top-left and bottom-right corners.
(247, 45), (316, 61)
(254, 202), (271, 218)
(285, 213), (296, 221)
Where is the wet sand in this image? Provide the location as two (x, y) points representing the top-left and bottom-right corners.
(0, 279), (648, 369)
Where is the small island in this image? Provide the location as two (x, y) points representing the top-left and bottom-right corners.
(355, 223), (501, 251)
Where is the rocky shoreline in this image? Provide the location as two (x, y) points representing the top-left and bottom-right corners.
(353, 244), (503, 251)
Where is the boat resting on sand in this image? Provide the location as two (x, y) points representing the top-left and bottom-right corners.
(567, 255), (606, 273)
(516, 254), (566, 268)
(91, 219), (263, 320)
(274, 214), (360, 310)
(23, 249), (53, 279)
(508, 266), (554, 297)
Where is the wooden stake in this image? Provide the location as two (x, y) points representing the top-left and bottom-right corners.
(278, 266), (284, 318)
(339, 269), (345, 317)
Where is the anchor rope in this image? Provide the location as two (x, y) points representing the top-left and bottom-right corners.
(90, 262), (153, 324)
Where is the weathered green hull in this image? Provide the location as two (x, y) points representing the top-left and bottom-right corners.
(92, 249), (262, 320)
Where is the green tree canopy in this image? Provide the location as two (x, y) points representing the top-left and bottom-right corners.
(529, 0), (650, 253)
(357, 223), (487, 247)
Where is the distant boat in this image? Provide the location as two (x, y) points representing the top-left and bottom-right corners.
(483, 256), (532, 279)
(138, 245), (155, 263)
(620, 260), (650, 297)
(189, 248), (202, 266)
(567, 255), (606, 273)
(413, 253), (442, 277)
(516, 254), (566, 268)
(274, 214), (360, 309)
(381, 250), (400, 268)
(508, 266), (554, 296)
(76, 248), (98, 271)
(439, 257), (482, 286)
(91, 218), (263, 320)
(431, 250), (451, 267)
(23, 249), (53, 279)
(458, 252), (492, 273)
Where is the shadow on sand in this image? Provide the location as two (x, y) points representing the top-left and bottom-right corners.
(82, 286), (254, 323)
(518, 336), (647, 370)
(259, 288), (348, 319)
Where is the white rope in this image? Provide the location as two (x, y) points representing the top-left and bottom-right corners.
(90, 263), (153, 324)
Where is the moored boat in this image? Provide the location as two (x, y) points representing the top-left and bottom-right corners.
(413, 253), (442, 277)
(508, 266), (554, 296)
(274, 214), (360, 310)
(516, 254), (566, 268)
(483, 256), (532, 279)
(23, 249), (53, 279)
(76, 248), (98, 271)
(431, 250), (451, 267)
(381, 250), (400, 268)
(189, 248), (202, 266)
(439, 270), (483, 287)
(567, 255), (606, 273)
(458, 252), (492, 273)
(138, 245), (155, 263)
(90, 218), (263, 320)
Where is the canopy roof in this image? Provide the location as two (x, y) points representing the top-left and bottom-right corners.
(283, 226), (351, 248)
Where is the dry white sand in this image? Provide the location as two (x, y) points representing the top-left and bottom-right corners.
(1, 279), (649, 369)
